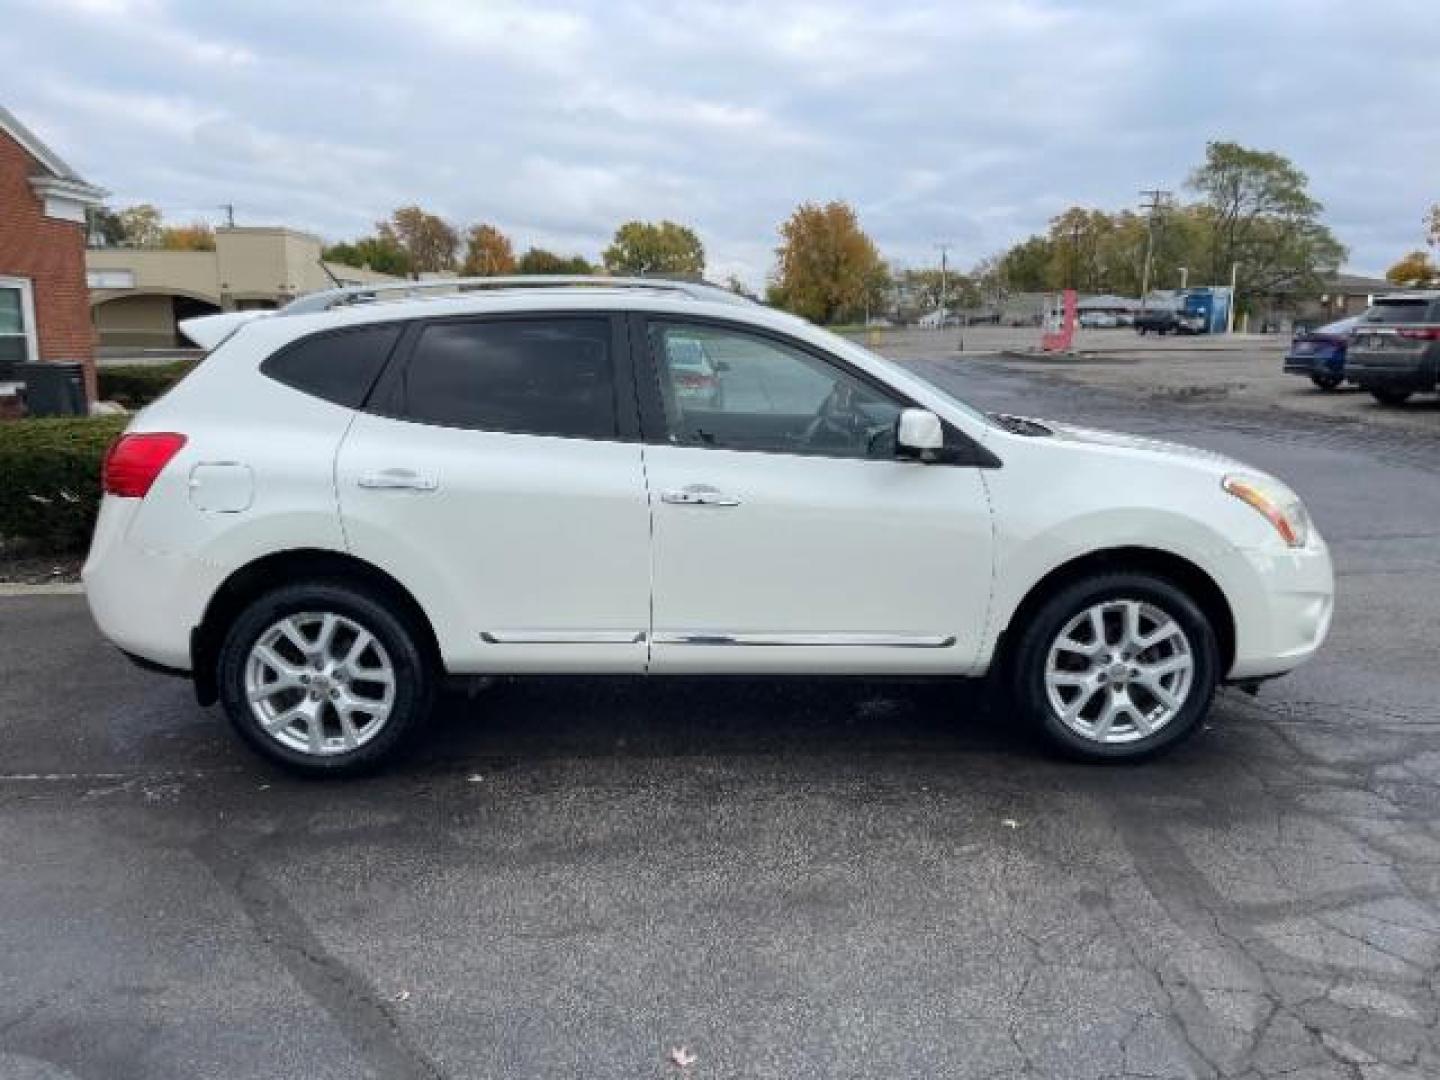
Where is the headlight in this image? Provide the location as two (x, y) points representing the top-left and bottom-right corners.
(1222, 475), (1311, 548)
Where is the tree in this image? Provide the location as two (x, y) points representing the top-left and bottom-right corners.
(515, 248), (594, 275)
(160, 222), (216, 251)
(1386, 251), (1439, 287)
(114, 204), (165, 248)
(1186, 141), (1344, 297)
(770, 201), (885, 324)
(324, 236), (412, 277)
(602, 220), (705, 277)
(461, 223), (516, 276)
(86, 207), (126, 247)
(997, 235), (1054, 292)
(377, 206), (459, 275)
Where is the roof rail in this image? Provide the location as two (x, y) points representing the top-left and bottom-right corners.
(281, 275), (755, 315)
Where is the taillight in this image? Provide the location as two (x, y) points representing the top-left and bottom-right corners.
(103, 433), (187, 498)
(1397, 327), (1440, 341)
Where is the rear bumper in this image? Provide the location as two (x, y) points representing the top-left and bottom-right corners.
(1346, 349), (1435, 390)
(1227, 539), (1334, 681)
(82, 497), (211, 672)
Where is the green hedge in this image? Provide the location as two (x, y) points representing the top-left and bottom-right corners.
(97, 360), (196, 410)
(0, 416), (129, 552)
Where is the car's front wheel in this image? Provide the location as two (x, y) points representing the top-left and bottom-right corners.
(217, 581), (435, 776)
(1010, 573), (1220, 761)
(1310, 373), (1342, 391)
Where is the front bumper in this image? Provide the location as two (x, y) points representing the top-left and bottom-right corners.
(1227, 539), (1334, 681)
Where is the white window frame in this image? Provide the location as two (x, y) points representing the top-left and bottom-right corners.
(0, 275), (39, 365)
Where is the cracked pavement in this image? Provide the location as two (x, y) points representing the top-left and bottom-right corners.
(2, 355), (1439, 1079)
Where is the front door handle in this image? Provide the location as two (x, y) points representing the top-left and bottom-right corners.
(660, 485), (740, 507)
(358, 468), (438, 492)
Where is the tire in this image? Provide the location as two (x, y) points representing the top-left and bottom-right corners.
(217, 580), (436, 777)
(1310, 373), (1342, 391)
(1008, 572), (1220, 762)
(1369, 387), (1412, 406)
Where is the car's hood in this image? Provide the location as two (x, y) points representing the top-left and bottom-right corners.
(1025, 419), (1245, 472)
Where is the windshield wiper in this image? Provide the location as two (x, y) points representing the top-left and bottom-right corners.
(989, 413), (1053, 437)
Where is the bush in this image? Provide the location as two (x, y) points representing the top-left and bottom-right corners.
(0, 416), (129, 552)
(97, 360), (195, 409)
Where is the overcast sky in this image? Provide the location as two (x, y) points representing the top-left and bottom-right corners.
(7, 0), (1437, 286)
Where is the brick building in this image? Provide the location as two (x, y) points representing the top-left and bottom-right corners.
(0, 105), (106, 401)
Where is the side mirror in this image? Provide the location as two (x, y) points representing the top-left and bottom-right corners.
(896, 408), (943, 459)
(713, 360), (731, 373)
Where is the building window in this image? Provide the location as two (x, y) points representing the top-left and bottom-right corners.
(0, 277), (39, 368)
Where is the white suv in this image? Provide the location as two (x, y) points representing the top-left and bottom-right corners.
(84, 278), (1333, 775)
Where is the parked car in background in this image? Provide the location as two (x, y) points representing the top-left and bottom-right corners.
(84, 276), (1332, 775)
(1345, 292), (1440, 406)
(1134, 308), (1205, 335)
(1282, 316), (1360, 391)
(1078, 312), (1119, 329)
(664, 334), (725, 408)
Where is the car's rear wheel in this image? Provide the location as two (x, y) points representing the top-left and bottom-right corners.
(217, 581), (435, 776)
(1310, 373), (1342, 391)
(1369, 387), (1413, 406)
(1010, 572), (1219, 761)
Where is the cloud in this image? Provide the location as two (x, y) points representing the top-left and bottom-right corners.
(3, 0), (1435, 285)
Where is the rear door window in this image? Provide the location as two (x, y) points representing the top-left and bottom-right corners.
(394, 318), (617, 439)
(262, 324), (403, 408)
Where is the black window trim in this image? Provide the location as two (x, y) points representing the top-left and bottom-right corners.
(628, 312), (1000, 468)
(363, 310), (640, 444)
(260, 321), (408, 410)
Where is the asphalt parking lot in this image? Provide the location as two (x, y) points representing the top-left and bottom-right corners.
(3, 354), (1440, 1079)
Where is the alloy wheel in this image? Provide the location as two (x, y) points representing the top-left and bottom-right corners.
(1043, 599), (1194, 745)
(244, 611), (396, 756)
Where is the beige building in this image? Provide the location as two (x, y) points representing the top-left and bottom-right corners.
(87, 227), (399, 348)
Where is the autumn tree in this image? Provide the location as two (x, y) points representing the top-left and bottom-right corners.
(377, 206), (459, 275)
(1186, 141), (1344, 297)
(770, 201), (885, 324)
(515, 248), (594, 275)
(160, 222), (216, 251)
(461, 223), (516, 276)
(1386, 251), (1439, 287)
(602, 220), (705, 277)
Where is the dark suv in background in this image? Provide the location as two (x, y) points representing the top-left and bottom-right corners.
(1346, 292), (1440, 405)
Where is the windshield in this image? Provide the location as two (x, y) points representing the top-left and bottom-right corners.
(1317, 317), (1359, 336)
(1361, 299), (1432, 325)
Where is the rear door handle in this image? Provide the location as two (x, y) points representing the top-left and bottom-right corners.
(660, 485), (740, 507)
(358, 468), (438, 492)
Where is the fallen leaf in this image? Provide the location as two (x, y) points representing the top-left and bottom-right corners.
(669, 1046), (697, 1068)
(393, 989), (411, 1002)
(467, 774), (484, 783)
(1001, 818), (1019, 829)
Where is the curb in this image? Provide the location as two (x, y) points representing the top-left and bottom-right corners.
(0, 582), (85, 597)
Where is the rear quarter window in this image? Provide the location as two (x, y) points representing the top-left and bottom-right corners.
(261, 324), (404, 408)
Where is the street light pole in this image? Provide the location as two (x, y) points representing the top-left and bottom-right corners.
(1226, 260), (1239, 335)
(935, 243), (951, 330)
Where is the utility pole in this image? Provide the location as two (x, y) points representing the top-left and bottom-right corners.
(935, 243), (951, 330)
(1138, 188), (1171, 313)
(1226, 260), (1239, 335)
(218, 203), (235, 228)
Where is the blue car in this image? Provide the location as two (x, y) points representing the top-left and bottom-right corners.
(1283, 316), (1360, 390)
